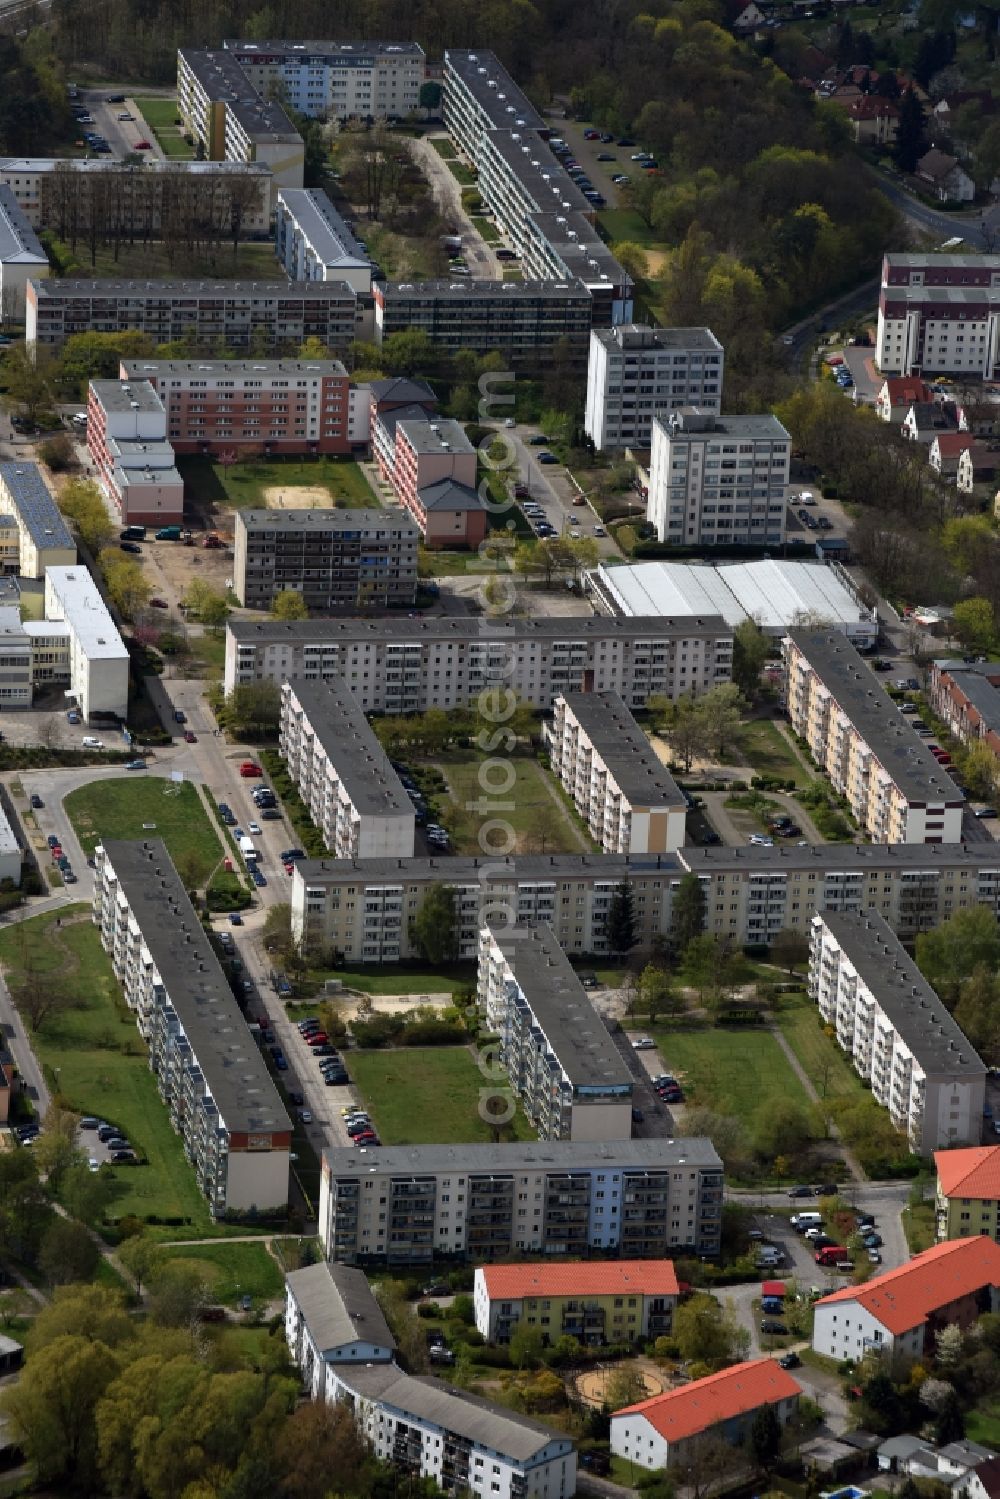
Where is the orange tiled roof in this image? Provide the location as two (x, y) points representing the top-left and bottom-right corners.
(616, 1359), (801, 1443)
(934, 433), (975, 456)
(883, 377), (932, 402)
(479, 1260), (680, 1301)
(816, 1235), (1000, 1334)
(936, 1146), (1000, 1202)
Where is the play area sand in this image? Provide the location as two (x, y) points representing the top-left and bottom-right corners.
(264, 485), (334, 509)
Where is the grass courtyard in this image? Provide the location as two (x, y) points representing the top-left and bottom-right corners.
(0, 908), (215, 1233)
(160, 1240), (285, 1304)
(64, 241), (283, 280)
(133, 96), (194, 159)
(349, 1046), (535, 1146)
(736, 719), (812, 789)
(177, 455), (380, 511)
(775, 995), (868, 1104)
(649, 1023), (813, 1121)
(64, 776), (227, 886)
(433, 752), (595, 855)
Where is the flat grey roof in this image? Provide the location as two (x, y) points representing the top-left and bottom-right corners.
(340, 1364), (568, 1463)
(679, 840), (1000, 874)
(0, 463), (74, 551)
(237, 508), (416, 536)
(100, 839), (291, 1136)
(818, 908), (986, 1076)
(482, 129), (592, 216)
(276, 189), (370, 268)
(179, 48), (301, 140)
(396, 416), (474, 455)
(92, 378), (164, 415)
(557, 690), (684, 808)
(32, 278), (354, 301)
(286, 1261), (396, 1354)
(228, 38), (424, 60)
(444, 49), (546, 133)
(884, 253), (994, 271)
(0, 185), (46, 263)
(654, 411), (789, 441)
(123, 356), (349, 379)
(787, 629), (965, 805)
(881, 287), (999, 307)
(525, 213), (630, 289)
(323, 1135), (723, 1178)
(0, 157), (271, 177)
(283, 680), (412, 817)
(592, 324), (723, 354)
(485, 923), (633, 1093)
(229, 613), (731, 645)
(382, 279), (591, 302)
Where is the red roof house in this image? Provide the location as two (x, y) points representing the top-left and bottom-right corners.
(474, 1260), (680, 1344)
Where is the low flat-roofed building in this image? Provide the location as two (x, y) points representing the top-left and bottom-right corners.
(810, 908), (986, 1154)
(43, 565), (129, 722)
(285, 1260), (396, 1400)
(474, 1259), (680, 1345)
(0, 184), (47, 319)
(0, 462), (75, 579)
(784, 629), (964, 843)
(478, 923), (633, 1142)
(0, 605), (31, 710)
(548, 691), (686, 853)
(233, 505), (417, 611)
(93, 838), (291, 1214)
(279, 679), (415, 859)
(274, 189), (373, 292)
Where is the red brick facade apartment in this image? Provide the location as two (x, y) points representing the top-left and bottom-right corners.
(119, 358), (352, 457)
(929, 659), (1000, 759)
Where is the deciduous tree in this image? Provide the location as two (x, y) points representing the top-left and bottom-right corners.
(271, 589), (308, 621)
(408, 882), (458, 965)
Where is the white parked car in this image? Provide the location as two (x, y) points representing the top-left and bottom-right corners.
(749, 833), (773, 847)
(631, 1036), (655, 1051)
(799, 490), (816, 504)
(82, 736), (104, 749)
(247, 821), (262, 836)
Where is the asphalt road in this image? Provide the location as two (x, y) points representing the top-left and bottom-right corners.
(71, 88), (166, 162)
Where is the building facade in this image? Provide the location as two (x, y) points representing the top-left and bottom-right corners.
(584, 325), (724, 453)
(290, 842), (1000, 964)
(812, 1236), (1000, 1364)
(93, 839), (292, 1214)
(547, 691), (686, 854)
(43, 566), (129, 722)
(176, 48), (305, 192)
(783, 629), (965, 843)
(876, 253), (1000, 378)
(382, 416), (487, 549)
(0, 462), (76, 579)
(224, 614), (735, 711)
(810, 909), (986, 1154)
(120, 357), (352, 457)
(611, 1360), (802, 1473)
(28, 279), (357, 353)
(233, 506), (417, 611)
(478, 924), (633, 1142)
(221, 39), (425, 123)
(0, 184), (48, 319)
(318, 1137), (724, 1266)
(274, 189), (374, 292)
(647, 409), (790, 546)
(87, 378), (184, 526)
(935, 1148), (1000, 1243)
(279, 679), (415, 859)
(473, 1260), (678, 1346)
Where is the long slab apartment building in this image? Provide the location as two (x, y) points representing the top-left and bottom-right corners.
(290, 842), (1000, 964)
(233, 507), (418, 611)
(478, 923), (634, 1142)
(810, 908), (986, 1155)
(876, 252), (1000, 378)
(784, 628), (965, 844)
(94, 839), (291, 1214)
(27, 279), (359, 352)
(280, 679), (416, 859)
(224, 614), (735, 712)
(547, 691), (687, 855)
(318, 1136), (724, 1267)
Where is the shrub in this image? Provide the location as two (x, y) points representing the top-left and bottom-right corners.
(39, 434), (77, 472)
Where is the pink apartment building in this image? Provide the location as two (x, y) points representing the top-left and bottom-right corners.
(385, 416), (488, 549)
(87, 379), (184, 526)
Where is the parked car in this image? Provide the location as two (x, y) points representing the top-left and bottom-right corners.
(761, 1320), (788, 1336)
(778, 1352), (801, 1369)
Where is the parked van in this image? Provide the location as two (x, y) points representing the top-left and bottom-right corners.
(238, 836), (259, 860)
(791, 1211), (822, 1230)
(815, 1245), (849, 1266)
(756, 1248), (783, 1267)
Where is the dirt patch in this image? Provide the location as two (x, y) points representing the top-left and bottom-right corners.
(644, 249), (668, 275)
(147, 541), (234, 603)
(572, 1357), (669, 1409)
(264, 485), (335, 510)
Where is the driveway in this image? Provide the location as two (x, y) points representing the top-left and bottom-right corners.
(410, 135), (500, 279)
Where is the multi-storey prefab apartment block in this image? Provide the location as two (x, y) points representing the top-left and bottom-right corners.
(585, 325), (724, 452)
(93, 840), (291, 1214)
(548, 691), (687, 854)
(224, 614), (735, 711)
(318, 1137), (724, 1266)
(876, 253), (1000, 378)
(646, 409), (790, 547)
(279, 679), (415, 859)
(176, 48), (305, 193)
(220, 39), (425, 123)
(783, 629), (965, 843)
(0, 462), (75, 579)
(233, 507), (418, 612)
(43, 566), (129, 722)
(86, 378), (184, 526)
(274, 189), (374, 293)
(809, 908), (986, 1154)
(477, 923), (634, 1141)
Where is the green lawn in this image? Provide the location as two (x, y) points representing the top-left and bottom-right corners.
(445, 158), (477, 186)
(0, 908), (215, 1233)
(429, 137), (457, 159)
(434, 752), (593, 854)
(737, 719), (812, 789)
(177, 454), (379, 510)
(597, 208), (660, 246)
(648, 1023), (812, 1119)
(57, 240), (282, 280)
(305, 963), (477, 996)
(133, 96), (194, 159)
(160, 1241), (284, 1304)
(471, 216), (500, 244)
(775, 996), (867, 1104)
(967, 1401), (1000, 1449)
(901, 1200), (937, 1255)
(349, 1046), (535, 1145)
(64, 776), (227, 885)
